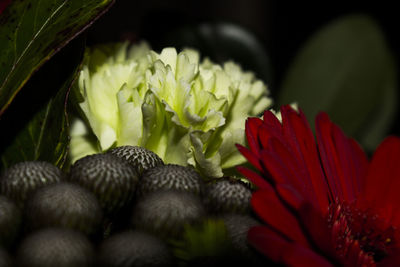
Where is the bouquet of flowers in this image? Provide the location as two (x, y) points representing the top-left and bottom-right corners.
(0, 1), (398, 266)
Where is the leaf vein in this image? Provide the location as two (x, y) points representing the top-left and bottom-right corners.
(12, 3), (28, 67)
(1, 0), (68, 92)
(35, 100), (53, 159)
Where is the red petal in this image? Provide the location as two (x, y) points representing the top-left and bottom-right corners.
(261, 138), (320, 205)
(361, 136), (400, 222)
(248, 226), (333, 267)
(298, 203), (335, 258)
(276, 184), (305, 210)
(348, 139), (368, 196)
(247, 225), (290, 263)
(316, 112), (367, 203)
(258, 110), (286, 150)
(263, 109), (283, 131)
(283, 243), (334, 267)
(245, 117), (263, 156)
(379, 249), (400, 266)
(235, 144), (262, 171)
(259, 148), (299, 185)
(251, 189), (310, 247)
(236, 166), (271, 190)
(315, 113), (339, 200)
(331, 125), (359, 200)
(258, 123), (285, 151)
(280, 106), (329, 213)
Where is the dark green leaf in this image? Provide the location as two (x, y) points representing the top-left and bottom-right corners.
(0, 0), (114, 116)
(0, 37), (84, 171)
(0, 86), (70, 169)
(277, 14), (397, 150)
(358, 70), (397, 152)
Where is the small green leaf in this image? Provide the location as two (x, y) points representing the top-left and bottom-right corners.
(0, 38), (84, 171)
(277, 14), (397, 150)
(0, 0), (115, 116)
(170, 219), (233, 266)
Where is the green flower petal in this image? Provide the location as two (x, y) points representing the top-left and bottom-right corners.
(69, 119), (100, 163)
(69, 42), (272, 179)
(116, 84), (143, 146)
(219, 128), (246, 169)
(189, 131), (223, 179)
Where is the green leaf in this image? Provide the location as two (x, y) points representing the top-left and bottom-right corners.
(0, 0), (115, 116)
(170, 218), (233, 266)
(358, 73), (397, 152)
(0, 37), (84, 171)
(277, 14), (397, 150)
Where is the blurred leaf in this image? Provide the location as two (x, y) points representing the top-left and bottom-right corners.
(0, 37), (84, 171)
(0, 0), (115, 116)
(358, 71), (397, 151)
(277, 14), (397, 150)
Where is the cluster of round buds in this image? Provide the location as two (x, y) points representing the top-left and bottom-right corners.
(0, 145), (262, 266)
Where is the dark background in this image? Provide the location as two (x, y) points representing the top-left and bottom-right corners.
(0, 0), (398, 169)
(84, 0), (400, 135)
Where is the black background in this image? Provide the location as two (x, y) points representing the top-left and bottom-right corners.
(85, 0), (400, 135)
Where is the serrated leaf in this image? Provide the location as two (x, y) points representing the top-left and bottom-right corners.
(0, 37), (84, 171)
(0, 0), (115, 116)
(277, 14), (397, 150)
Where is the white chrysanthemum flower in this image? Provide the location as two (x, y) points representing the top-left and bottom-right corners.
(70, 42), (272, 178)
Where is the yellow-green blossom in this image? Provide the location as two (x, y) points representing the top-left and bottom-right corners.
(70, 42), (272, 178)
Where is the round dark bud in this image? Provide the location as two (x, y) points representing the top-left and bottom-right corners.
(25, 182), (103, 236)
(137, 164), (203, 198)
(0, 195), (21, 248)
(222, 214), (260, 254)
(97, 230), (173, 267)
(15, 228), (94, 267)
(221, 214), (264, 266)
(69, 153), (139, 215)
(131, 190), (206, 239)
(108, 146), (164, 176)
(202, 177), (252, 214)
(0, 161), (63, 208)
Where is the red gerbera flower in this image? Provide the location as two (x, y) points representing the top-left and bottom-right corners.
(236, 105), (400, 266)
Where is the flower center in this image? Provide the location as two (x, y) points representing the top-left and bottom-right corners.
(327, 202), (397, 264)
